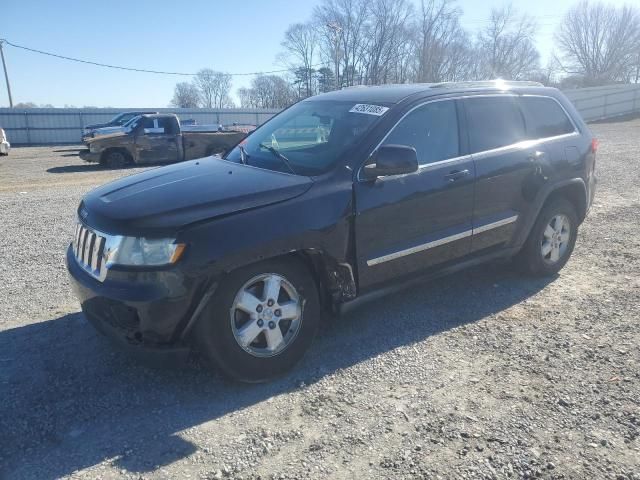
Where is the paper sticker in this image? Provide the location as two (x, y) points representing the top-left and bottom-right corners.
(349, 104), (390, 116)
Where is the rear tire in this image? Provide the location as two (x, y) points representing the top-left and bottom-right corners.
(103, 150), (128, 169)
(516, 197), (578, 276)
(193, 257), (320, 382)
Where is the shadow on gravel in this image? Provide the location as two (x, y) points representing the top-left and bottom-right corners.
(46, 164), (104, 174)
(0, 264), (555, 479)
(53, 148), (83, 153)
(47, 164), (141, 173)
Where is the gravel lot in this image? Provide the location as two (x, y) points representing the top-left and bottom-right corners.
(1, 121), (639, 480)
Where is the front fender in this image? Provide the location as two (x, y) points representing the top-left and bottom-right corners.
(174, 179), (355, 337)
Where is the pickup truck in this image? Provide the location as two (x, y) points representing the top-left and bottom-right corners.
(79, 113), (248, 168)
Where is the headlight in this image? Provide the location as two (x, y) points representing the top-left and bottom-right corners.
(108, 237), (186, 266)
(89, 143), (99, 153)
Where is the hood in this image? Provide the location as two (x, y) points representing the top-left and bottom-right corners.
(84, 122), (111, 130)
(90, 125), (130, 139)
(80, 158), (313, 235)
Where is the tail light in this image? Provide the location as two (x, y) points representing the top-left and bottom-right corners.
(590, 138), (599, 153)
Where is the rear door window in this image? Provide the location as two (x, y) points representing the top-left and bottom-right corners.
(141, 117), (155, 130)
(382, 100), (459, 165)
(464, 97), (525, 153)
(519, 96), (575, 139)
(157, 117), (177, 135)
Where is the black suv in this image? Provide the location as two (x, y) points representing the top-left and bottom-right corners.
(67, 81), (597, 382)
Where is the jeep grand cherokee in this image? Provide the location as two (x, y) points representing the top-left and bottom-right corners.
(67, 81), (597, 382)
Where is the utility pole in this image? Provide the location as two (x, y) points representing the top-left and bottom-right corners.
(0, 40), (14, 108)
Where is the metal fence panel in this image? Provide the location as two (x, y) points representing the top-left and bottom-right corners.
(564, 85), (640, 121)
(0, 108), (280, 145)
(2, 85), (640, 145)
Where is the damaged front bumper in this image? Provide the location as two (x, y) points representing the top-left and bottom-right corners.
(79, 149), (101, 163)
(65, 245), (192, 366)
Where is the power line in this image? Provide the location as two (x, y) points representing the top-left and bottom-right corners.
(0, 39), (328, 77)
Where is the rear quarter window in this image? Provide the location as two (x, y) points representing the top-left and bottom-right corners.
(519, 96), (575, 139)
(464, 97), (525, 153)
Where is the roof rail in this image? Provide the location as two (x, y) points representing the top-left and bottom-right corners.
(430, 80), (544, 89)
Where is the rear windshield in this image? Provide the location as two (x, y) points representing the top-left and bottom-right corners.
(224, 100), (386, 175)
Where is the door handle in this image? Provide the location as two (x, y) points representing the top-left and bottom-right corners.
(528, 151), (547, 161)
(444, 169), (470, 181)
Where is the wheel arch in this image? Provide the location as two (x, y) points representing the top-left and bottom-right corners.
(100, 147), (133, 164)
(180, 248), (355, 339)
(544, 181), (588, 224)
(515, 178), (588, 249)
(238, 249), (356, 315)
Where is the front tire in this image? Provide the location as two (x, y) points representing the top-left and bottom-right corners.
(194, 258), (320, 382)
(517, 197), (578, 276)
(103, 150), (128, 169)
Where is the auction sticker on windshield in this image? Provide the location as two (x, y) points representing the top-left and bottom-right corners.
(349, 104), (390, 116)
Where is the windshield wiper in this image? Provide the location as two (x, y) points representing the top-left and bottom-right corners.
(259, 143), (296, 175)
(238, 145), (249, 165)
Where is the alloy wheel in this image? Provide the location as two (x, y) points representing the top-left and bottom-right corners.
(541, 214), (571, 264)
(230, 273), (303, 358)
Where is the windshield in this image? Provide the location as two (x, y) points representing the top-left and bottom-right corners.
(224, 100), (387, 175)
(123, 115), (141, 128)
(108, 113), (126, 124)
(114, 113), (136, 125)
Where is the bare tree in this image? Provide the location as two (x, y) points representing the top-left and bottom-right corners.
(476, 4), (540, 80)
(412, 0), (469, 82)
(556, 1), (640, 85)
(314, 0), (370, 87)
(13, 102), (37, 108)
(239, 75), (295, 109)
(530, 54), (563, 86)
(387, 31), (415, 83)
(632, 50), (640, 84)
(194, 69), (233, 108)
(170, 82), (200, 108)
(361, 0), (414, 84)
(281, 22), (318, 97)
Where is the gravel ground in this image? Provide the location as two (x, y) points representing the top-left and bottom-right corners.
(0, 123), (638, 480)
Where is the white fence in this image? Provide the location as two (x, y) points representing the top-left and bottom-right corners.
(0, 108), (280, 145)
(1, 84), (639, 145)
(563, 84), (640, 122)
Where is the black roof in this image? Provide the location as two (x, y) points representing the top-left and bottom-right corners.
(307, 81), (551, 104)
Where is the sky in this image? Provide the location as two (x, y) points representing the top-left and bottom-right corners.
(0, 0), (632, 108)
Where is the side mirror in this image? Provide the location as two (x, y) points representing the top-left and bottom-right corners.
(362, 144), (418, 180)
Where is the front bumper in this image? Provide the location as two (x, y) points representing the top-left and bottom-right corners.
(66, 245), (194, 365)
(0, 141), (9, 154)
(79, 149), (101, 163)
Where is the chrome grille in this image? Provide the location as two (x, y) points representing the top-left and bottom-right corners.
(73, 223), (108, 281)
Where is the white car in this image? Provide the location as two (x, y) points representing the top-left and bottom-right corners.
(0, 128), (10, 156)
